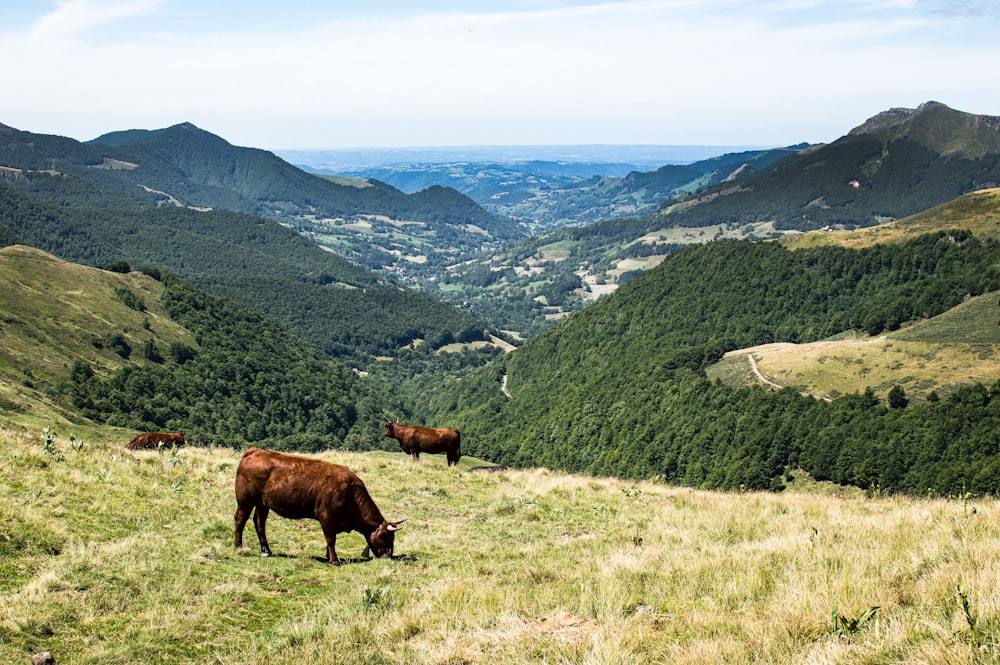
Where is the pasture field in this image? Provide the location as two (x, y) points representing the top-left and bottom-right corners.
(707, 291), (1000, 401)
(1, 426), (998, 664)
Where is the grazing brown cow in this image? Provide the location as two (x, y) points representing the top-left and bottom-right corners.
(126, 431), (186, 450)
(234, 447), (404, 565)
(383, 421), (461, 466)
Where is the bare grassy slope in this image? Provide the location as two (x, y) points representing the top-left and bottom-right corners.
(0, 245), (196, 432)
(1, 427), (997, 664)
(708, 291), (1000, 400)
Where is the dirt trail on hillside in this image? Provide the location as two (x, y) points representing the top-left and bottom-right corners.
(747, 354), (783, 390)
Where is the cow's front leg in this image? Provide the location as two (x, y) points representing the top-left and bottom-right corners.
(321, 525), (340, 565)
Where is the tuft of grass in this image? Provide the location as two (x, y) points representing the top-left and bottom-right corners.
(1, 426), (999, 664)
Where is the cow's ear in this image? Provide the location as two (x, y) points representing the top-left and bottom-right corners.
(386, 519), (406, 531)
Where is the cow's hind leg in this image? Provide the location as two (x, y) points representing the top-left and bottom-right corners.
(252, 505), (272, 557)
(234, 503), (253, 548)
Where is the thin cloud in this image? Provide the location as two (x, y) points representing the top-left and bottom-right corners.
(28, 0), (164, 42)
(923, 1), (1000, 17)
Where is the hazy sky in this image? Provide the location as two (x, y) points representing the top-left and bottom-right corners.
(2, 0), (998, 150)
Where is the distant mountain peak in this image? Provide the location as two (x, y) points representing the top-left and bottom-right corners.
(847, 101), (953, 136)
(848, 101), (1000, 158)
(848, 106), (918, 136)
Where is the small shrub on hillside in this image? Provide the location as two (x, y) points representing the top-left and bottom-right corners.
(105, 333), (131, 359)
(98, 260), (131, 274)
(113, 287), (146, 312)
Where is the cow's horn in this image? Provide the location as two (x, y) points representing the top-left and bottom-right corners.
(387, 519), (406, 531)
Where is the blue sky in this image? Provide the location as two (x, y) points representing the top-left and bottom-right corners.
(1, 1), (998, 149)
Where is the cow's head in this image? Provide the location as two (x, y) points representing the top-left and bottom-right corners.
(382, 422), (396, 437)
(368, 519), (405, 558)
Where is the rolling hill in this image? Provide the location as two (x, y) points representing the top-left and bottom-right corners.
(705, 188), (1000, 401)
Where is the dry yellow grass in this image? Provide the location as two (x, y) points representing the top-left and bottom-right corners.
(725, 335), (999, 400)
(1, 426), (998, 663)
(709, 289), (1000, 401)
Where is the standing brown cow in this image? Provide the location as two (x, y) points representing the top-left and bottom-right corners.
(126, 431), (186, 450)
(383, 421), (461, 466)
(234, 447), (404, 565)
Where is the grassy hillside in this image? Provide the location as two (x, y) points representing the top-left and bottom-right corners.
(0, 245), (196, 432)
(0, 245), (368, 448)
(1, 426), (997, 664)
(707, 290), (1000, 401)
(782, 187), (1000, 251)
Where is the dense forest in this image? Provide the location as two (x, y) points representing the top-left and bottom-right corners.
(417, 232), (1000, 495)
(198, 273), (489, 359)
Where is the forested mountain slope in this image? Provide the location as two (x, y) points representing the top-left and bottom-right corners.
(0, 246), (372, 448)
(91, 123), (526, 266)
(0, 121), (524, 274)
(0, 180), (490, 363)
(419, 224), (1000, 495)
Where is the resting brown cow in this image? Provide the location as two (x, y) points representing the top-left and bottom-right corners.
(383, 421), (461, 466)
(234, 447), (404, 565)
(126, 431), (186, 450)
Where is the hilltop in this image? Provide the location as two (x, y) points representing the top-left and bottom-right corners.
(1, 426), (997, 664)
(654, 101), (1000, 232)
